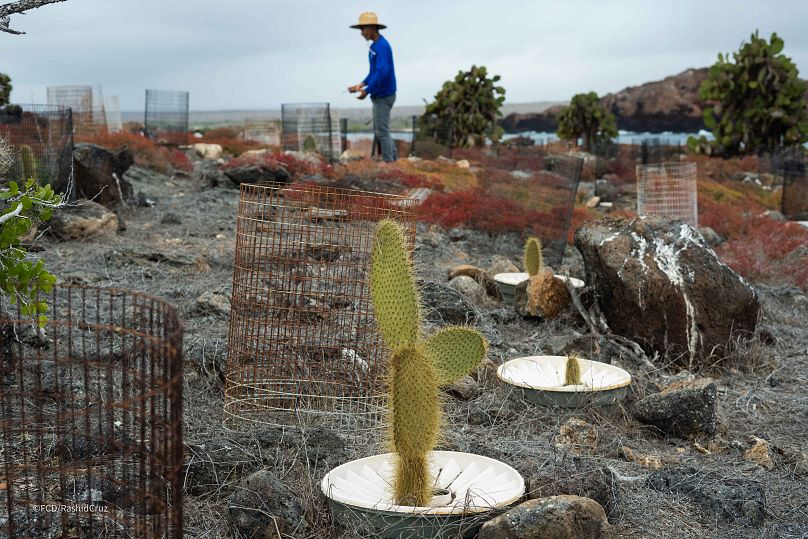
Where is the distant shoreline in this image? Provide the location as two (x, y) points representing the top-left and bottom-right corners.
(120, 101), (564, 127)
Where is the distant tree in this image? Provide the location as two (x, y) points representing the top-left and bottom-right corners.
(0, 73), (10, 106)
(420, 65), (505, 148)
(1, 0), (66, 35)
(556, 92), (618, 152)
(687, 31), (808, 156)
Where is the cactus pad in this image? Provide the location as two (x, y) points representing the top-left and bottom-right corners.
(524, 237), (544, 276)
(370, 219), (419, 351)
(425, 326), (487, 386)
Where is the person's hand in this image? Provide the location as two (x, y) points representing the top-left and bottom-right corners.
(348, 84), (361, 93)
(357, 89), (368, 100)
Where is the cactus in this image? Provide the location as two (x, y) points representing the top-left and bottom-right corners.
(370, 219), (487, 507)
(523, 237), (544, 277)
(687, 31), (808, 156)
(19, 144), (38, 183)
(556, 92), (618, 152)
(303, 134), (317, 153)
(564, 354), (582, 386)
(420, 65), (506, 148)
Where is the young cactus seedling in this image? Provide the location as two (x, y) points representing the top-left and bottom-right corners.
(370, 219), (488, 507)
(564, 354), (582, 386)
(523, 237), (544, 277)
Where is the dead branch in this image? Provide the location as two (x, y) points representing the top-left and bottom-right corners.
(0, 0), (66, 34)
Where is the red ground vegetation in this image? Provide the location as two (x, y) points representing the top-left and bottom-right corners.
(76, 131), (192, 174)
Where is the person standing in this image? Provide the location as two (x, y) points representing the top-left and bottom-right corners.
(348, 12), (398, 162)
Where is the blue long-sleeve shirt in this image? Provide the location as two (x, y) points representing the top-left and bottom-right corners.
(362, 35), (396, 97)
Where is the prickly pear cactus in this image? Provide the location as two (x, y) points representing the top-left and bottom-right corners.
(564, 354), (582, 386)
(20, 144), (38, 183)
(523, 237), (544, 277)
(370, 219), (488, 507)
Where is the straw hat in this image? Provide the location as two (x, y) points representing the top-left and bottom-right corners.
(350, 11), (386, 29)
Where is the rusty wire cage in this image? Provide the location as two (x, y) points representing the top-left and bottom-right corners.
(637, 161), (698, 227)
(224, 183), (416, 437)
(144, 90), (189, 146)
(46, 86), (106, 139)
(281, 103), (334, 159)
(0, 104), (74, 199)
(474, 152), (583, 266)
(0, 286), (184, 539)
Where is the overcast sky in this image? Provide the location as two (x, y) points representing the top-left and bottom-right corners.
(4, 0), (808, 111)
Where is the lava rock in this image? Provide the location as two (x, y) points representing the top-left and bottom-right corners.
(50, 200), (118, 240)
(445, 374), (480, 400)
(526, 461), (620, 522)
(73, 143), (134, 207)
(228, 470), (307, 538)
(223, 164), (292, 185)
(575, 216), (760, 367)
(478, 495), (618, 539)
(631, 377), (718, 437)
(448, 275), (486, 303)
(647, 467), (767, 525)
(195, 291), (231, 317)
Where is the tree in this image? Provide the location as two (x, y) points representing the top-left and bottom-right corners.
(687, 31), (808, 156)
(1, 0), (66, 34)
(0, 73), (11, 106)
(556, 92), (618, 152)
(420, 65), (505, 148)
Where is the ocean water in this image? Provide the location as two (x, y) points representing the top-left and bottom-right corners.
(503, 130), (716, 146)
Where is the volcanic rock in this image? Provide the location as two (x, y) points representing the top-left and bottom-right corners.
(575, 216), (760, 367)
(478, 495), (618, 539)
(631, 377), (718, 437)
(73, 143), (134, 207)
(50, 200), (118, 240)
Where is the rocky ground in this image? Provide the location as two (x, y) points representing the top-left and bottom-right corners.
(18, 150), (808, 538)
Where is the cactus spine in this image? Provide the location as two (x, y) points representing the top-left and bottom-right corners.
(564, 354), (582, 386)
(370, 219), (487, 507)
(524, 237), (544, 277)
(20, 144), (38, 183)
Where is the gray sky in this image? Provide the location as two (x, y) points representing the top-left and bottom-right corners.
(4, 0), (808, 111)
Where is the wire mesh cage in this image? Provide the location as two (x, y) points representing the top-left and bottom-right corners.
(0, 285), (183, 539)
(103, 96), (123, 134)
(224, 182), (416, 438)
(336, 115), (414, 159)
(777, 150), (808, 221)
(0, 104), (74, 198)
(637, 161), (698, 227)
(46, 86), (105, 138)
(281, 103), (334, 159)
(242, 118), (281, 146)
(473, 152), (583, 266)
(144, 90), (189, 146)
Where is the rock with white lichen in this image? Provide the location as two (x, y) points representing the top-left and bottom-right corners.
(574, 216), (760, 367)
